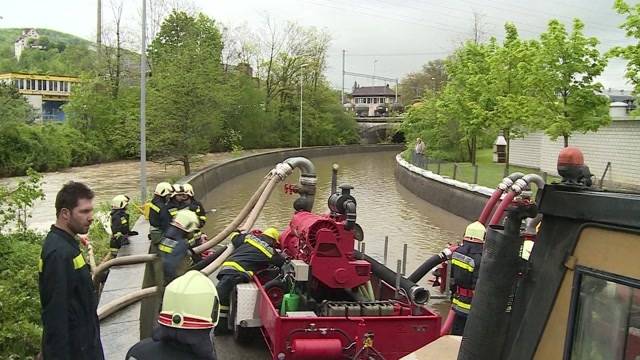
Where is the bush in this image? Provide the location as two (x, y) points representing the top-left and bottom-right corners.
(0, 122), (100, 176)
(0, 231), (43, 359)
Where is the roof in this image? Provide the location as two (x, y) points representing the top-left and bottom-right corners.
(0, 72), (79, 82)
(603, 88), (635, 102)
(352, 85), (397, 97)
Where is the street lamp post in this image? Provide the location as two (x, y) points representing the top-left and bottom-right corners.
(140, 0), (147, 202)
(299, 65), (306, 148)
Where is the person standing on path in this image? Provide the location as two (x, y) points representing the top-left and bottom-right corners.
(38, 181), (104, 360)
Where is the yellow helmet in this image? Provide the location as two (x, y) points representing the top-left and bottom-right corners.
(263, 227), (280, 243)
(111, 194), (130, 209)
(464, 221), (486, 243)
(183, 183), (194, 197)
(172, 209), (200, 233)
(158, 270), (220, 329)
(155, 182), (173, 197)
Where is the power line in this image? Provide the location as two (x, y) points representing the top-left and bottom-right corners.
(303, 0), (469, 36)
(346, 51), (451, 57)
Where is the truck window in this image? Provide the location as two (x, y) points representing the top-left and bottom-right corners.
(568, 269), (640, 360)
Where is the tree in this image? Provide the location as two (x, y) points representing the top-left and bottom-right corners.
(399, 59), (448, 104)
(147, 11), (224, 175)
(487, 23), (541, 167)
(401, 90), (467, 161)
(0, 82), (33, 123)
(611, 0), (640, 93)
(445, 40), (497, 165)
(532, 19), (610, 147)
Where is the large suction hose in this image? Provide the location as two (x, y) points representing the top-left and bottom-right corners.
(200, 157), (317, 276)
(192, 176), (271, 254)
(457, 204), (537, 360)
(488, 174), (545, 226)
(478, 173), (524, 225)
(200, 175), (281, 276)
(92, 254), (158, 286)
(98, 286), (160, 321)
(240, 175), (282, 231)
(407, 246), (456, 283)
(354, 250), (430, 304)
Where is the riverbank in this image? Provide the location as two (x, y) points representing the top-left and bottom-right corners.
(1, 148), (287, 232)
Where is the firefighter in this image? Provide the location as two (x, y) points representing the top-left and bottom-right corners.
(148, 182), (173, 248)
(216, 227), (285, 332)
(158, 209), (201, 283)
(182, 183), (208, 247)
(450, 221), (486, 335)
(125, 270), (219, 360)
(39, 181), (104, 359)
(109, 194), (138, 257)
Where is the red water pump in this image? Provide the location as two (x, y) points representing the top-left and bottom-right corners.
(279, 185), (370, 290)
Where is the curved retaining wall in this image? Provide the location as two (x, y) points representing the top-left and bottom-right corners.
(183, 144), (404, 205)
(99, 144), (404, 359)
(394, 154), (496, 221)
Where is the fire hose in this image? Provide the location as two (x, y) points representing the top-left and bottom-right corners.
(98, 157), (318, 320)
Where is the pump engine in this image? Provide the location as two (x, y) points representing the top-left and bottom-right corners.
(280, 184), (370, 290)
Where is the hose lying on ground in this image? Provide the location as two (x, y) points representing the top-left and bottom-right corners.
(98, 286), (160, 321)
(92, 254), (158, 286)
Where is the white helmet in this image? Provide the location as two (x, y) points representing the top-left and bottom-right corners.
(172, 209), (200, 233)
(158, 270), (220, 329)
(183, 183), (194, 197)
(171, 184), (186, 197)
(155, 182), (173, 197)
(111, 194), (130, 209)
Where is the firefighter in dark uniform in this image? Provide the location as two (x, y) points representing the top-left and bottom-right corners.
(39, 181), (104, 359)
(157, 209), (201, 284)
(148, 182), (173, 249)
(216, 228), (285, 332)
(182, 183), (208, 247)
(450, 221), (486, 335)
(126, 271), (219, 360)
(109, 195), (138, 257)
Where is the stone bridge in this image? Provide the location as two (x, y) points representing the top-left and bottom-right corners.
(356, 116), (404, 144)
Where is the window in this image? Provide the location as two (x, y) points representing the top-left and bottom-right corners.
(53, 81), (58, 91)
(19, 79), (24, 89)
(374, 98), (378, 104)
(367, 98), (371, 104)
(567, 267), (640, 360)
(26, 79), (31, 90)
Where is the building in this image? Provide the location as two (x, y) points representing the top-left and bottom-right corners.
(349, 82), (400, 117)
(0, 72), (79, 122)
(14, 28), (40, 61)
(509, 103), (639, 188)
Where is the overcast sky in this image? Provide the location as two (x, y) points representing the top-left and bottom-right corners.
(1, 0), (638, 90)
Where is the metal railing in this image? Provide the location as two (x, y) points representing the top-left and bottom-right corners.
(406, 150), (551, 188)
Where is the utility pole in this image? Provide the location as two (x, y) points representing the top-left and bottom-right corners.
(341, 49), (345, 105)
(373, 59), (378, 86)
(299, 71), (303, 148)
(96, 0), (102, 49)
(140, 0), (147, 202)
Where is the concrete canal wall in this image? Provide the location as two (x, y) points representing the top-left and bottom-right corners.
(99, 144), (404, 359)
(395, 154), (495, 222)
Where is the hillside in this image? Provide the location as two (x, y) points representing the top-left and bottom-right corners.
(0, 28), (95, 75)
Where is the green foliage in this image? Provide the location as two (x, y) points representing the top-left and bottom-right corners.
(0, 122), (100, 176)
(0, 28), (94, 75)
(0, 170), (44, 233)
(0, 82), (34, 123)
(147, 11), (225, 175)
(532, 19), (610, 146)
(0, 170), (45, 357)
(399, 59), (448, 105)
(0, 231), (42, 359)
(611, 0), (640, 95)
(65, 78), (140, 161)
